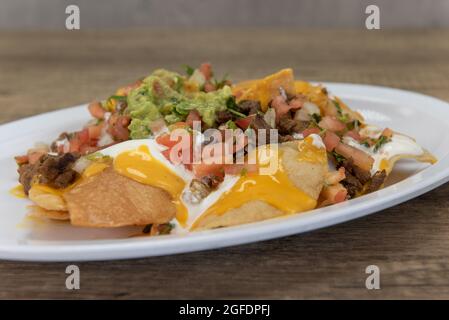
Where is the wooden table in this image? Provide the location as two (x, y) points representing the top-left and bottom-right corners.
(1, 29), (449, 299)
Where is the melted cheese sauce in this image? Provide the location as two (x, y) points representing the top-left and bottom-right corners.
(9, 184), (26, 198)
(113, 145), (189, 225)
(191, 142), (319, 229)
(298, 135), (327, 164)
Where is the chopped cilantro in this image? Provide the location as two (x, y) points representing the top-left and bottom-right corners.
(360, 140), (371, 148)
(226, 120), (238, 129)
(311, 113), (322, 124)
(334, 100), (350, 123)
(346, 119), (360, 131)
(85, 152), (111, 162)
(183, 64), (195, 76)
(226, 96), (238, 109)
(226, 96), (246, 118)
(373, 135), (391, 152)
(240, 167), (248, 176)
(214, 73), (229, 89)
(228, 108), (246, 118)
(108, 95), (127, 101)
(332, 151), (345, 164)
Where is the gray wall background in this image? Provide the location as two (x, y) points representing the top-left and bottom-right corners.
(1, 0), (449, 29)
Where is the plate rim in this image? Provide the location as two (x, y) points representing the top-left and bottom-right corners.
(1, 82), (449, 262)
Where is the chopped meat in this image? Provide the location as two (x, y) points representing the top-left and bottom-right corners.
(50, 132), (71, 153)
(250, 114), (272, 131)
(339, 159), (387, 198)
(249, 114), (275, 144)
(216, 110), (233, 124)
(278, 113), (309, 135)
(200, 174), (223, 190)
(238, 100), (261, 115)
(278, 113), (297, 135)
(279, 135), (295, 143)
(340, 158), (371, 185)
(341, 171), (363, 198)
(188, 174), (224, 202)
(18, 153), (80, 194)
(107, 114), (130, 141)
(366, 170), (387, 193)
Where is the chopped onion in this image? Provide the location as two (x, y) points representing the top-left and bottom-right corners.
(73, 157), (92, 174)
(294, 102), (320, 121)
(263, 108), (276, 128)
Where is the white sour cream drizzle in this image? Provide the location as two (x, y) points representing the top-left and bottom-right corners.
(344, 125), (425, 175)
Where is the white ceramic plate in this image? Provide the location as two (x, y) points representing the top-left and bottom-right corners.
(1, 83), (448, 262)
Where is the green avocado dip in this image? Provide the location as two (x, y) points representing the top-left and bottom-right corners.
(126, 69), (232, 139)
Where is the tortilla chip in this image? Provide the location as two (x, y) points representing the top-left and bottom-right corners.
(64, 167), (176, 227)
(382, 149), (436, 176)
(28, 185), (67, 211)
(193, 141), (327, 230)
(27, 205), (70, 221)
(233, 69), (295, 111)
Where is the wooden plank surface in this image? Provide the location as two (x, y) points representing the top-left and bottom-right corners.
(1, 29), (449, 299)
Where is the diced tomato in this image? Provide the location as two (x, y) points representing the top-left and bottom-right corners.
(77, 128), (90, 145)
(156, 133), (183, 148)
(302, 127), (321, 137)
(320, 183), (348, 206)
(199, 63), (213, 80)
(161, 148), (171, 161)
(271, 96), (290, 120)
(382, 127), (393, 138)
(334, 188), (348, 203)
(88, 101), (106, 119)
(323, 131), (340, 152)
(345, 129), (362, 141)
(88, 124), (103, 140)
(157, 130), (194, 169)
(192, 163), (224, 179)
(235, 115), (255, 130)
(271, 95), (302, 121)
(186, 109), (202, 127)
(335, 142), (374, 172)
(14, 155), (29, 165)
(288, 97), (304, 109)
(318, 116), (346, 132)
(69, 137), (81, 153)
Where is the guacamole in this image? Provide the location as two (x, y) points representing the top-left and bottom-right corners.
(126, 69), (232, 139)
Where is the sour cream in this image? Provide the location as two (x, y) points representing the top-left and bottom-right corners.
(343, 126), (425, 175)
